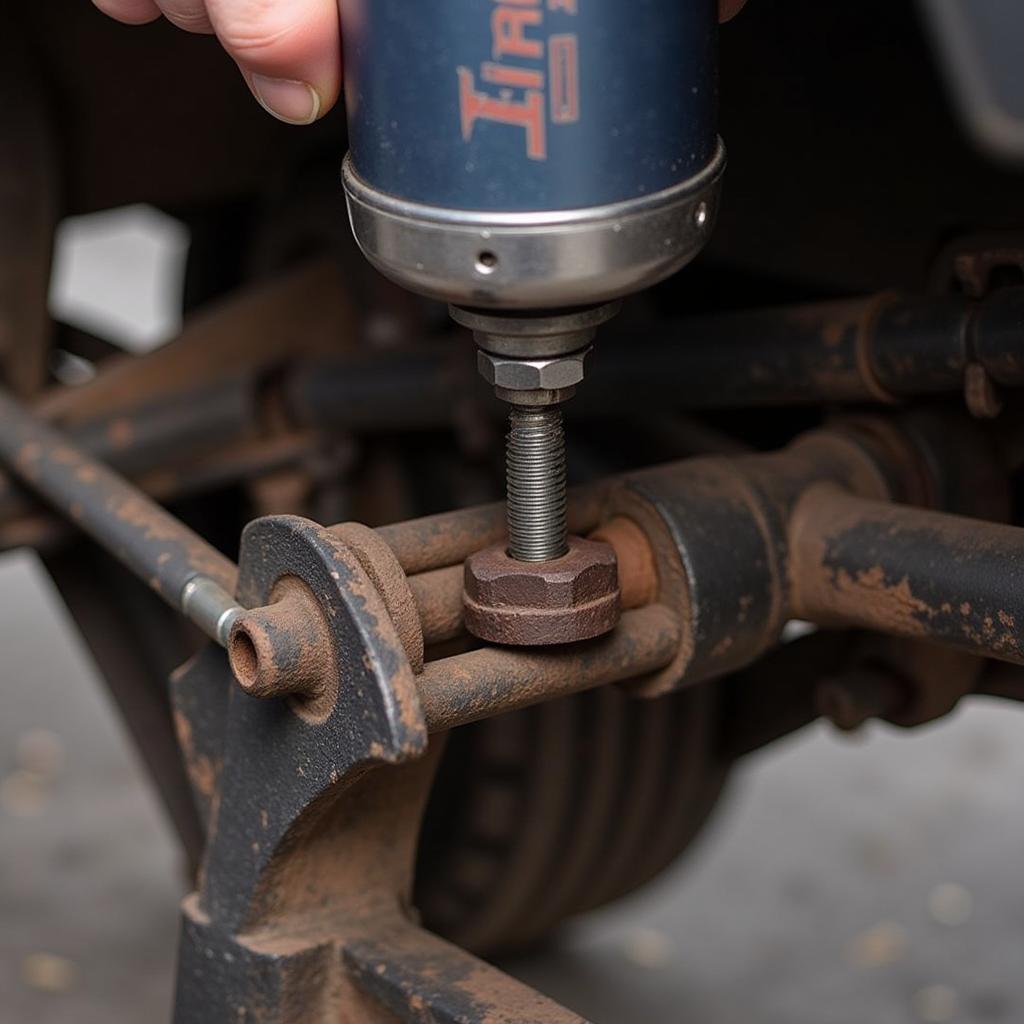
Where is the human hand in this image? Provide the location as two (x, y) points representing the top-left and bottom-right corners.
(92, 0), (747, 125)
(92, 0), (342, 125)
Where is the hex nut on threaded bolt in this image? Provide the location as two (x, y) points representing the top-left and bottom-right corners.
(454, 303), (622, 646)
(463, 537), (621, 646)
(477, 348), (590, 393)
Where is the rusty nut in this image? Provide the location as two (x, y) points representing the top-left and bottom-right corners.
(477, 348), (590, 393)
(463, 536), (621, 646)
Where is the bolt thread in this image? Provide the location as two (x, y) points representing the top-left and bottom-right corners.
(506, 406), (569, 562)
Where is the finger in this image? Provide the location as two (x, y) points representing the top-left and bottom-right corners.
(92, 0), (162, 25)
(205, 0), (342, 125)
(152, 0), (214, 33)
(719, 0), (748, 22)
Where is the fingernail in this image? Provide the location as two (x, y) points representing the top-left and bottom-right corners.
(251, 75), (321, 125)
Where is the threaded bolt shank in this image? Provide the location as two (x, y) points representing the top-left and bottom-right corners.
(506, 406), (569, 562)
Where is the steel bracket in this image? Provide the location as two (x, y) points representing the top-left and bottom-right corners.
(171, 515), (586, 1022)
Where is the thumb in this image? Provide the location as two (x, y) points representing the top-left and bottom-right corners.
(205, 0), (343, 124)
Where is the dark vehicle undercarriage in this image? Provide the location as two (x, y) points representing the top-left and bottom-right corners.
(3, 1), (1024, 1020)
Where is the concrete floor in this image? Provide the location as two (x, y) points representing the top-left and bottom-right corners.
(1, 549), (1022, 1024)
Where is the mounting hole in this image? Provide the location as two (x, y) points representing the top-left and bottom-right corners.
(228, 628), (259, 691)
(475, 251), (499, 275)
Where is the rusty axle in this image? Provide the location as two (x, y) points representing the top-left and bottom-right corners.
(791, 485), (1024, 663)
(417, 605), (680, 731)
(2, 378), (1022, 714)
(0, 385), (241, 644)
(227, 415), (1024, 706)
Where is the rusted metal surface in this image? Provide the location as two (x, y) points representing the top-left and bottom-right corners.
(164, 505), (710, 1014)
(970, 285), (1024, 388)
(590, 515), (660, 610)
(11, 390), (1013, 710)
(834, 416), (931, 501)
(164, 470), (1024, 1017)
(407, 564), (467, 647)
(228, 519), (433, 701)
(558, 286), (1024, 413)
(0, 374), (259, 529)
(174, 515), (428, 1020)
(331, 521), (426, 672)
(1, 272), (1015, 556)
(175, 749), (446, 1023)
(0, 385), (238, 612)
(604, 428), (895, 696)
(10, 271), (1013, 561)
(594, 294), (905, 407)
(289, 287), (1024, 424)
(0, 260), (364, 544)
(138, 430), (321, 507)
(562, 296), (899, 409)
(463, 537), (621, 647)
(402, 520), (656, 650)
(69, 375), (258, 476)
(6, 381), (1017, 698)
(864, 285), (1024, 408)
(39, 259), (355, 423)
(378, 501), (511, 576)
(732, 629), (988, 740)
(18, 7), (1024, 1015)
(345, 919), (586, 1024)
(417, 605), (680, 731)
(791, 485), (1024, 664)
(227, 576), (335, 702)
(376, 486), (609, 577)
(861, 293), (972, 401)
(721, 626), (988, 747)
(0, 430), (325, 557)
(174, 511), (598, 1022)
(236, 413), (1007, 713)
(6, 360), (1024, 1017)
(930, 231), (1024, 298)
(169, 644), (229, 836)
(552, 412), (1013, 699)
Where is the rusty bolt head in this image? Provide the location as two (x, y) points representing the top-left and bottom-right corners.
(463, 536), (621, 646)
(477, 348), (590, 393)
